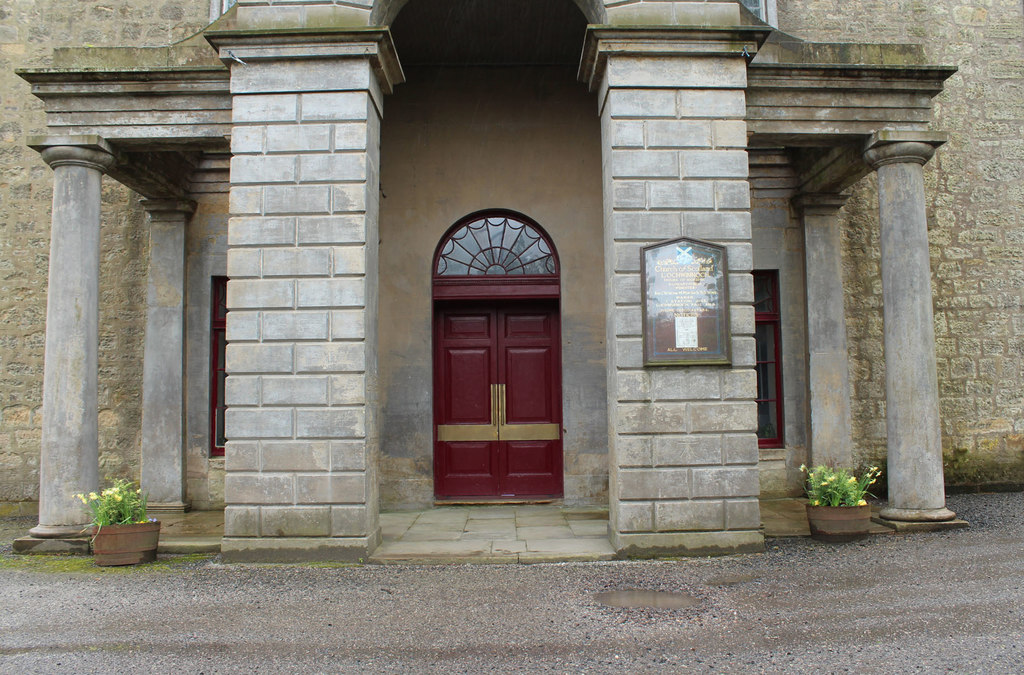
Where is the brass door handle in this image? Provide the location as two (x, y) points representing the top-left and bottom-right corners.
(436, 384), (499, 442)
(496, 383), (560, 441)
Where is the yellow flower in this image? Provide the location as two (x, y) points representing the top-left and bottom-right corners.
(77, 494), (88, 504)
(114, 494), (122, 502)
(811, 500), (820, 506)
(799, 464), (807, 472)
(136, 489), (141, 494)
(848, 477), (857, 484)
(857, 499), (867, 506)
(870, 479), (877, 484)
(88, 492), (98, 501)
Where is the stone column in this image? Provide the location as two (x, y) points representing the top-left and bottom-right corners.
(794, 193), (854, 469)
(140, 199), (196, 514)
(863, 131), (955, 522)
(581, 22), (769, 557)
(27, 136), (115, 538)
(207, 28), (403, 562)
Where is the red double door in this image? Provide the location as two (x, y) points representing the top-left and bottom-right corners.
(433, 301), (563, 499)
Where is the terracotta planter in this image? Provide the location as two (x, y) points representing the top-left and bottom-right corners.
(91, 521), (161, 566)
(806, 504), (871, 542)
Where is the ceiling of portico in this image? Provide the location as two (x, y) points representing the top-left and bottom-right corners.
(374, 0), (604, 27)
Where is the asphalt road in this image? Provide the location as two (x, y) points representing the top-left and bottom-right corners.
(2, 492), (1022, 673)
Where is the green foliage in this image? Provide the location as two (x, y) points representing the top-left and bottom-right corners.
(75, 479), (151, 528)
(801, 464), (881, 507)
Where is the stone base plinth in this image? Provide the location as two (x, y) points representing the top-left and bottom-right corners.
(147, 501), (191, 515)
(612, 530), (764, 559)
(873, 517), (969, 533)
(221, 534), (380, 563)
(13, 536), (91, 555)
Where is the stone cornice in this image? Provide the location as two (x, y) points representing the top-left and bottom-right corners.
(579, 25), (771, 91)
(205, 27), (404, 93)
(28, 135), (116, 172)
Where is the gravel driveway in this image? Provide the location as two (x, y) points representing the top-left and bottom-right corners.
(1, 492), (1022, 673)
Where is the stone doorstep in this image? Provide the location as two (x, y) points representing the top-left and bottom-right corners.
(872, 517), (970, 533)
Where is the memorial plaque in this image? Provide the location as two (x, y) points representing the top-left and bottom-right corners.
(641, 237), (731, 366)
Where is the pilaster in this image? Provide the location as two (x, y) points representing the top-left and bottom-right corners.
(206, 28), (402, 562)
(584, 27), (768, 557)
(140, 199), (196, 514)
(793, 192), (854, 469)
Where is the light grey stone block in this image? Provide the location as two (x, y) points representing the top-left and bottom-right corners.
(689, 402), (756, 433)
(608, 56), (745, 90)
(233, 94), (298, 123)
(333, 123), (371, 151)
(729, 305), (755, 336)
(297, 215), (365, 244)
(655, 499), (725, 532)
(262, 311), (330, 341)
(613, 274), (641, 304)
(226, 248), (261, 278)
(331, 505), (368, 536)
(683, 211), (751, 239)
(231, 155), (297, 184)
(299, 153), (366, 182)
(618, 468), (691, 500)
(225, 441), (259, 472)
(731, 336), (757, 367)
(231, 126), (265, 154)
(225, 473), (294, 504)
(615, 436), (652, 467)
(332, 184), (367, 213)
(616, 371), (650, 402)
(331, 441), (367, 471)
(612, 211), (681, 240)
(677, 90), (745, 118)
(330, 374), (366, 405)
(653, 435), (723, 466)
(612, 181), (646, 208)
(229, 217), (295, 247)
(331, 310), (366, 339)
(225, 408), (293, 439)
(722, 433), (758, 465)
(261, 506), (331, 537)
(263, 248), (331, 277)
(616, 501), (654, 533)
(226, 311), (260, 341)
(725, 498), (761, 530)
(261, 441), (330, 472)
(650, 369), (721, 401)
(612, 150), (679, 179)
(265, 186), (332, 215)
(227, 279), (294, 310)
(714, 180), (751, 209)
(225, 506), (261, 537)
(724, 242), (753, 271)
(300, 92), (368, 121)
(647, 120), (712, 148)
(722, 368), (757, 400)
(612, 120), (644, 147)
(728, 272), (754, 303)
(226, 343), (294, 373)
(295, 343), (365, 373)
(648, 181), (715, 209)
(691, 467), (759, 498)
(296, 408), (366, 438)
(681, 150), (748, 179)
(333, 246), (366, 275)
(225, 375), (260, 406)
(262, 376), (329, 406)
(618, 403), (690, 435)
(614, 242), (643, 273)
(231, 59), (371, 95)
(297, 278), (365, 308)
(614, 306), (642, 337)
(295, 474), (366, 504)
(615, 338), (644, 369)
(229, 186), (263, 215)
(607, 90), (677, 118)
(712, 120), (748, 148)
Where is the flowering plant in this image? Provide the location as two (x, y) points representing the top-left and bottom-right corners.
(801, 464), (881, 507)
(76, 479), (153, 529)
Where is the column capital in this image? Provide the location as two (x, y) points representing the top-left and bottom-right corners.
(863, 131), (947, 170)
(140, 198), (198, 224)
(792, 192), (850, 217)
(28, 135), (115, 173)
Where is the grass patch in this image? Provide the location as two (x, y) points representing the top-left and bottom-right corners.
(0, 552), (215, 574)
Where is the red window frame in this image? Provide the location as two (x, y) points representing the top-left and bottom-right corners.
(209, 276), (228, 457)
(754, 270), (784, 448)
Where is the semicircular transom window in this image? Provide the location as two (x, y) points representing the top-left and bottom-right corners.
(436, 215), (557, 277)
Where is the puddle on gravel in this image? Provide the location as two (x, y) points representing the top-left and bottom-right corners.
(594, 589), (699, 610)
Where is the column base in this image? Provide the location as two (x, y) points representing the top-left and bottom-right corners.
(611, 530), (764, 559)
(13, 535), (91, 555)
(878, 506), (956, 522)
(147, 501), (191, 515)
(28, 523), (91, 538)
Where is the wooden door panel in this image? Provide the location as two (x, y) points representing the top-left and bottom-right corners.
(504, 347), (554, 423)
(438, 441), (498, 496)
(444, 347), (492, 424)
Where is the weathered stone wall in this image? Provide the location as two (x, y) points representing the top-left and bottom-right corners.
(778, 0), (1024, 485)
(0, 1), (211, 501)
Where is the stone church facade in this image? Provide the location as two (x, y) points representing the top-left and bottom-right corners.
(1, 0), (1021, 560)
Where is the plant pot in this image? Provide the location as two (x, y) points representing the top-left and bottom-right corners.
(805, 504), (871, 542)
(91, 521), (161, 566)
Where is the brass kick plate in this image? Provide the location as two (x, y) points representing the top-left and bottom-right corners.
(437, 383), (559, 442)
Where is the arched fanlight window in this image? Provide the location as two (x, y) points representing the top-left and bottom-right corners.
(435, 213), (558, 277)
